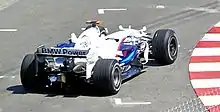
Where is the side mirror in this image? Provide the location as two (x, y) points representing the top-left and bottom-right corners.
(119, 25), (124, 30)
(142, 26), (147, 31)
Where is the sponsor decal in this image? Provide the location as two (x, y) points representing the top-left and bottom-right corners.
(38, 47), (89, 56)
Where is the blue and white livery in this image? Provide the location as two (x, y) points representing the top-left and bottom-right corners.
(20, 20), (179, 95)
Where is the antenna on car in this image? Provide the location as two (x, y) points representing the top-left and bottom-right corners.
(128, 25), (131, 29)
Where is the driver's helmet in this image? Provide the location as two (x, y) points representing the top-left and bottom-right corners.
(86, 20), (102, 27)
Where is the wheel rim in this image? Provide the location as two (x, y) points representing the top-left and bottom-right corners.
(112, 66), (121, 88)
(168, 36), (177, 58)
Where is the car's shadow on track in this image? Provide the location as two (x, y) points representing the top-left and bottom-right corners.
(144, 59), (167, 67)
(6, 83), (115, 98)
(6, 60), (165, 98)
(7, 85), (27, 94)
(122, 60), (165, 83)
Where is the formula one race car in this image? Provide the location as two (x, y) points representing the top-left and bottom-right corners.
(20, 20), (179, 95)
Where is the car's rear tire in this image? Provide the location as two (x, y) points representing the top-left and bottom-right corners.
(152, 29), (179, 65)
(92, 59), (122, 95)
(20, 54), (40, 91)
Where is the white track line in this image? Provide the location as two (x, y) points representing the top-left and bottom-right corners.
(0, 0), (20, 11)
(0, 29), (17, 32)
(114, 98), (151, 105)
(98, 8), (127, 14)
(186, 7), (220, 13)
(189, 62), (220, 72)
(0, 68), (19, 79)
(0, 75), (5, 79)
(155, 5), (165, 9)
(191, 78), (220, 88)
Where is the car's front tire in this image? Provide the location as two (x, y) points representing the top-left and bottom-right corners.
(152, 29), (179, 65)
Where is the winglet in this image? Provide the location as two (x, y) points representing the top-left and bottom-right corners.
(128, 25), (131, 29)
(104, 28), (109, 33)
(81, 27), (86, 31)
(69, 32), (77, 42)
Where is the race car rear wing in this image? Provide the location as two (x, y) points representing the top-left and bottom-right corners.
(35, 46), (90, 58)
(118, 25), (147, 32)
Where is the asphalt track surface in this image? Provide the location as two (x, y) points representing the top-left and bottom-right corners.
(0, 0), (220, 112)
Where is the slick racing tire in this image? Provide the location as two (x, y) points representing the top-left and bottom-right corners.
(152, 29), (179, 65)
(92, 59), (122, 95)
(20, 54), (41, 91)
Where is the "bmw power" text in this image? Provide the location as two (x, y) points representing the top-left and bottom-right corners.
(39, 47), (88, 56)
